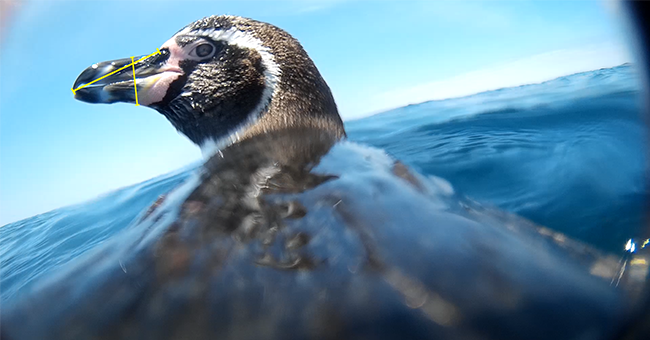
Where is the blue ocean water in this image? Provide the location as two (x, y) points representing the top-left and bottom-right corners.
(1, 64), (646, 302)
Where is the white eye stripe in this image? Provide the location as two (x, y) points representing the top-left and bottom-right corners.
(176, 27), (281, 95)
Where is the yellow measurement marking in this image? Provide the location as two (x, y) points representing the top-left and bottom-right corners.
(71, 49), (161, 94)
(130, 56), (139, 106)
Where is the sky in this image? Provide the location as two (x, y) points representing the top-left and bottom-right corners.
(0, 0), (633, 225)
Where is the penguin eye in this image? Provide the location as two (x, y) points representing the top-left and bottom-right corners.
(193, 43), (215, 58)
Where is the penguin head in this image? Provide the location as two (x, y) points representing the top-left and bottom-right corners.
(73, 15), (344, 155)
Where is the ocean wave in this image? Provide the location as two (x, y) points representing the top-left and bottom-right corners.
(1, 64), (646, 301)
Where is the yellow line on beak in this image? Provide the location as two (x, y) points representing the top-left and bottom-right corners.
(71, 49), (161, 94)
(131, 56), (139, 106)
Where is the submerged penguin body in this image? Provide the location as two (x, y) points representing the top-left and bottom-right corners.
(2, 128), (631, 339)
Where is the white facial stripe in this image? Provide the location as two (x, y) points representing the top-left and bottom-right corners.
(175, 27), (281, 94)
(174, 26), (282, 157)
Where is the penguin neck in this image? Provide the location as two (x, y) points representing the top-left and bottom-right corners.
(198, 73), (346, 159)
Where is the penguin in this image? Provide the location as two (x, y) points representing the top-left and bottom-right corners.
(2, 15), (646, 340)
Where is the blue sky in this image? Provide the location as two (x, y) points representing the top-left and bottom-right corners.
(0, 0), (631, 224)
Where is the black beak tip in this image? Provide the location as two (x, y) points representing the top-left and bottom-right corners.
(73, 88), (102, 104)
(73, 66), (99, 90)
(72, 55), (156, 105)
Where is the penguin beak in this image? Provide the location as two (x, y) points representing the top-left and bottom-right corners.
(72, 52), (182, 106)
